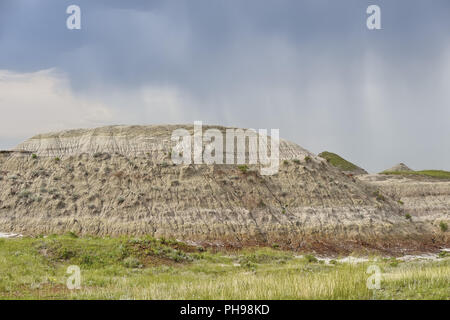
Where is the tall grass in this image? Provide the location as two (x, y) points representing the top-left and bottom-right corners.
(0, 236), (448, 300)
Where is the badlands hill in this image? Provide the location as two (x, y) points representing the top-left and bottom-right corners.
(383, 163), (413, 173)
(0, 125), (447, 253)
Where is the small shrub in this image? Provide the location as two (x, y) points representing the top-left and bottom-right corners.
(57, 247), (77, 260)
(293, 159), (300, 164)
(118, 244), (130, 259)
(238, 165), (249, 174)
(389, 258), (399, 267)
(405, 213), (412, 220)
(304, 254), (318, 263)
(239, 249), (292, 265)
(373, 190), (386, 202)
(166, 249), (190, 262)
(438, 251), (449, 258)
(56, 201), (66, 209)
(117, 197), (125, 204)
(439, 221), (448, 232)
(283, 160), (289, 166)
(123, 256), (141, 268)
(81, 254), (94, 266)
(397, 200), (404, 205)
(54, 157), (61, 162)
(65, 231), (78, 238)
(18, 190), (32, 199)
(31, 154), (37, 159)
(304, 156), (312, 163)
(240, 260), (257, 270)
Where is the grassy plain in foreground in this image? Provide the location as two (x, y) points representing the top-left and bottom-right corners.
(0, 235), (448, 300)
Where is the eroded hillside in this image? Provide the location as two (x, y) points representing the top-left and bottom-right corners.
(0, 125), (447, 254)
(359, 174), (450, 229)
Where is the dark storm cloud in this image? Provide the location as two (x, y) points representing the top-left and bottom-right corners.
(0, 0), (449, 172)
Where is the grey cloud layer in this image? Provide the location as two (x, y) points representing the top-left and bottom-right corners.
(0, 0), (449, 172)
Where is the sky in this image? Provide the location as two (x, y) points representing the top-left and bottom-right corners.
(0, 0), (449, 173)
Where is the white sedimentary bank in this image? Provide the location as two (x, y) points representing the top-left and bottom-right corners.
(0, 232), (22, 238)
(171, 121), (279, 175)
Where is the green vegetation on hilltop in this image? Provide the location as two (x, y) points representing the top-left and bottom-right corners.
(318, 151), (365, 173)
(381, 170), (450, 180)
(0, 235), (448, 300)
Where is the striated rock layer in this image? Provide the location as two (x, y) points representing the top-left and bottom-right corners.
(359, 174), (450, 229)
(14, 125), (311, 162)
(0, 125), (447, 254)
